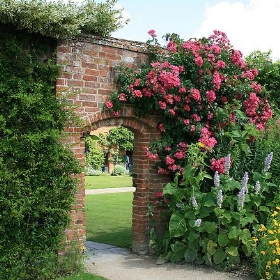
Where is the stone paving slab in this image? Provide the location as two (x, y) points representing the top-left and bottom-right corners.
(85, 187), (135, 195)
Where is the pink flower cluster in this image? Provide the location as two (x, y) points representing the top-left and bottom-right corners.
(104, 29), (273, 175)
(210, 157), (225, 174)
(243, 93), (273, 129)
(198, 127), (217, 150)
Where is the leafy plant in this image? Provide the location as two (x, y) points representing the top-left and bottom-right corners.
(85, 137), (105, 171)
(0, 24), (80, 279)
(253, 208), (280, 279)
(151, 145), (276, 269)
(111, 164), (127, 176)
(0, 0), (128, 39)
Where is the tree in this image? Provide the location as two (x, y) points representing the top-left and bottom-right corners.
(0, 0), (128, 39)
(246, 50), (280, 110)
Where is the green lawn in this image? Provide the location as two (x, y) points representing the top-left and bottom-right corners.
(85, 192), (133, 248)
(85, 175), (132, 189)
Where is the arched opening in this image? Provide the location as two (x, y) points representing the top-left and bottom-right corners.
(84, 124), (134, 249)
(82, 106), (170, 254)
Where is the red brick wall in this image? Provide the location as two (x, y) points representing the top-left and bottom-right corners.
(56, 35), (169, 254)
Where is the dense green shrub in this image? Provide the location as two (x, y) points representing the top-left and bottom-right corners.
(0, 0), (127, 39)
(0, 27), (80, 279)
(85, 167), (103, 176)
(85, 137), (105, 171)
(111, 164), (127, 176)
(106, 126), (134, 151)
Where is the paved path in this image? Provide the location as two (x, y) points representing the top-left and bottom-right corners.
(85, 187), (135, 195)
(84, 241), (254, 280)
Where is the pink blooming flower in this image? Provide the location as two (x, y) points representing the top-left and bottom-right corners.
(210, 44), (221, 54)
(164, 94), (174, 104)
(195, 56), (203, 67)
(112, 111), (120, 116)
(184, 119), (190, 125)
(189, 88), (201, 102)
(158, 123), (165, 132)
(231, 50), (245, 68)
(167, 40), (178, 52)
(216, 60), (226, 69)
(156, 192), (163, 198)
(143, 88), (153, 97)
(221, 96), (228, 103)
(169, 109), (176, 116)
(207, 53), (215, 62)
(250, 82), (262, 93)
(133, 90), (143, 97)
(105, 100), (113, 109)
(165, 146), (171, 151)
(168, 164), (179, 171)
(148, 29), (157, 37)
(210, 157), (226, 174)
(190, 125), (196, 132)
(118, 93), (127, 101)
(184, 104), (191, 111)
(179, 142), (188, 150)
(134, 78), (141, 86)
(165, 155), (175, 165)
(206, 90), (216, 103)
(179, 87), (186, 93)
(198, 127), (217, 150)
(157, 167), (169, 175)
(146, 147), (159, 160)
(174, 150), (186, 159)
(191, 114), (201, 122)
(212, 71), (222, 90)
(158, 101), (167, 109)
(207, 112), (214, 120)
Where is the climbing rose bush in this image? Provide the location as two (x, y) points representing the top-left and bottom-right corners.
(105, 30), (273, 176)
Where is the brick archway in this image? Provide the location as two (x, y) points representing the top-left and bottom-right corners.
(83, 105), (168, 253)
(56, 36), (169, 254)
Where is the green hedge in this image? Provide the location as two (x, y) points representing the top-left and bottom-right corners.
(0, 26), (81, 279)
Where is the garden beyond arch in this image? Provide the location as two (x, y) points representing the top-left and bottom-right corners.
(56, 36), (169, 254)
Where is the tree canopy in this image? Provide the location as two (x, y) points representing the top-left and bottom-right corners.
(0, 0), (128, 39)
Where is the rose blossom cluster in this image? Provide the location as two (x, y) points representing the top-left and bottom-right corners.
(104, 30), (273, 175)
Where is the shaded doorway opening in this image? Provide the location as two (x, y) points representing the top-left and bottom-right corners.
(84, 125), (135, 249)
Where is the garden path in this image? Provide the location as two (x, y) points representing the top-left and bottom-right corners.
(85, 187), (135, 195)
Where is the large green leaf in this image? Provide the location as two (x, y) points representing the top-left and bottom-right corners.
(228, 226), (239, 239)
(169, 212), (187, 237)
(207, 240), (217, 255)
(184, 247), (197, 263)
(213, 247), (226, 264)
(170, 241), (187, 263)
(218, 233), (228, 247)
(226, 246), (239, 257)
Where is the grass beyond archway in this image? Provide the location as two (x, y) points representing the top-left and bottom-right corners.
(85, 175), (133, 248)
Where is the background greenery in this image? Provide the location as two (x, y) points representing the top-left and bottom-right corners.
(0, 0), (127, 39)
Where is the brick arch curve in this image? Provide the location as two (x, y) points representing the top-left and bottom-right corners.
(83, 105), (168, 254)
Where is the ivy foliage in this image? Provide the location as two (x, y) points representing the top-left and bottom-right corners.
(0, 0), (128, 39)
(106, 126), (134, 151)
(85, 136), (105, 171)
(0, 27), (81, 279)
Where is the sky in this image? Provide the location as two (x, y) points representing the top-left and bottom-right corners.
(111, 0), (280, 61)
